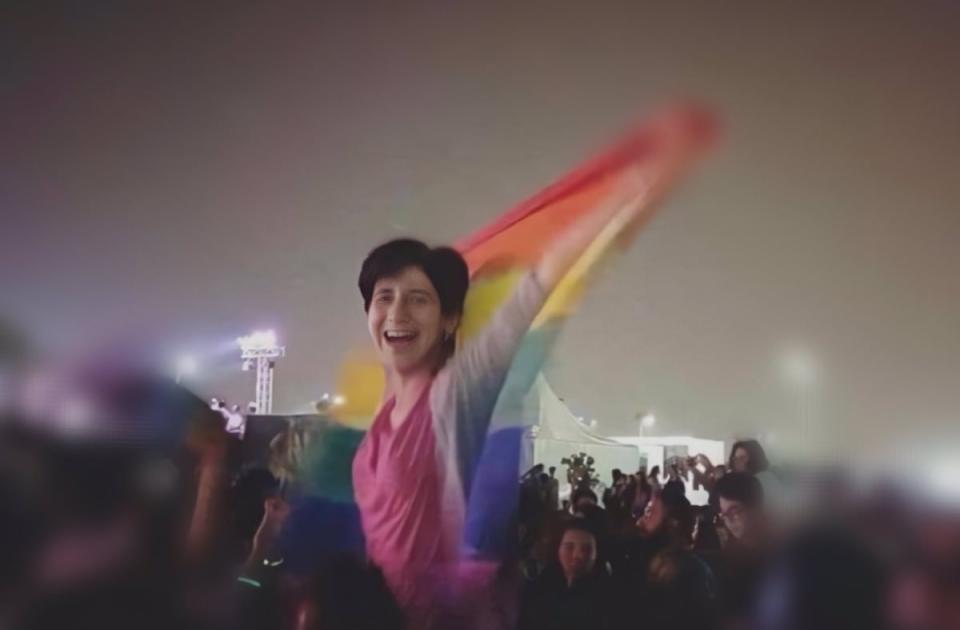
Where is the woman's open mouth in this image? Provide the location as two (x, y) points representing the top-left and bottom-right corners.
(383, 330), (418, 347)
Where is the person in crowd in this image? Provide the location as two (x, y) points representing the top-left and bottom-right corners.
(518, 509), (569, 582)
(232, 495), (296, 630)
(519, 469), (547, 526)
(518, 520), (616, 630)
(351, 169), (662, 627)
(546, 466), (560, 511)
(521, 463), (545, 482)
(688, 453), (724, 495)
(630, 471), (653, 520)
(715, 472), (766, 549)
(570, 487), (599, 515)
(642, 549), (721, 630)
(537, 471), (551, 506)
(639, 482), (694, 546)
(614, 483), (695, 590)
(602, 468), (634, 518)
(647, 465), (662, 491)
(224, 404), (247, 438)
(711, 472), (769, 627)
(692, 440), (769, 483)
(692, 506), (723, 555)
(225, 467), (280, 563)
(577, 503), (612, 570)
(728, 439), (769, 476)
(611, 468), (624, 488)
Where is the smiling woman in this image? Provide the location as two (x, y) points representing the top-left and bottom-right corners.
(358, 239), (468, 380)
(344, 106), (716, 629)
(350, 181), (655, 627)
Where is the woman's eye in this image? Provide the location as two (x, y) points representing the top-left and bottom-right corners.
(376, 294), (392, 304)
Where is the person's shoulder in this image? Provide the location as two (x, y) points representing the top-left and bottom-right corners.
(426, 367), (455, 409)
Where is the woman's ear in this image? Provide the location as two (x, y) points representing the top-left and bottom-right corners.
(443, 313), (462, 340)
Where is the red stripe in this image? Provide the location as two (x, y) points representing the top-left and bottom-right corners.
(453, 125), (652, 254)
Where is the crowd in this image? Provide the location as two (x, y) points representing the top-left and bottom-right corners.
(512, 443), (960, 630)
(516, 443), (780, 630)
(2, 366), (958, 630)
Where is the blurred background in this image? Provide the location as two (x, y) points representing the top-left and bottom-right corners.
(3, 0), (959, 470)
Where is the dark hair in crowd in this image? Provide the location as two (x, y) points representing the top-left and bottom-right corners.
(358, 239), (469, 316)
(659, 487), (696, 547)
(728, 439), (769, 474)
(570, 487), (598, 507)
(647, 550), (721, 630)
(559, 517), (599, 542)
(714, 472), (764, 509)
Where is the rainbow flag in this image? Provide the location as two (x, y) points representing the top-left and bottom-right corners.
(297, 104), (717, 558)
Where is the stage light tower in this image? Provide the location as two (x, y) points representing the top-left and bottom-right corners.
(237, 329), (285, 414)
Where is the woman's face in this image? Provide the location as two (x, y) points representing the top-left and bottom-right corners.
(731, 447), (751, 473)
(367, 266), (456, 375)
(558, 529), (596, 582)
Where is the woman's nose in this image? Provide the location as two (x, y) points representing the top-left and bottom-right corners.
(387, 299), (409, 322)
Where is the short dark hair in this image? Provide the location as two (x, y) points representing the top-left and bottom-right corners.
(358, 238), (469, 317)
(714, 471), (764, 509)
(659, 487), (695, 545)
(571, 487), (598, 506)
(728, 439), (769, 474)
(558, 518), (598, 544)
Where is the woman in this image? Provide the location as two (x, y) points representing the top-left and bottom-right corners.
(727, 439), (769, 475)
(518, 521), (616, 630)
(349, 167), (669, 626)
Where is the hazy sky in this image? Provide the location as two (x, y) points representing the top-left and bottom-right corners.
(3, 1), (959, 457)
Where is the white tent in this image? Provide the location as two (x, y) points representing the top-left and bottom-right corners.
(526, 377), (641, 493)
(522, 376), (726, 506)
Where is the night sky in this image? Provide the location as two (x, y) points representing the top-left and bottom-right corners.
(3, 1), (959, 461)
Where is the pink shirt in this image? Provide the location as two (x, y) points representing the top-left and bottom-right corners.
(352, 386), (449, 610)
(352, 271), (547, 627)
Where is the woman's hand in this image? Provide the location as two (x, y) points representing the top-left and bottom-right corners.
(534, 168), (653, 292)
(535, 105), (715, 293)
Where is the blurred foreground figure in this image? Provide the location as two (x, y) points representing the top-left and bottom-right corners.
(0, 356), (232, 629)
(752, 527), (887, 630)
(294, 555), (404, 630)
(888, 513), (960, 630)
